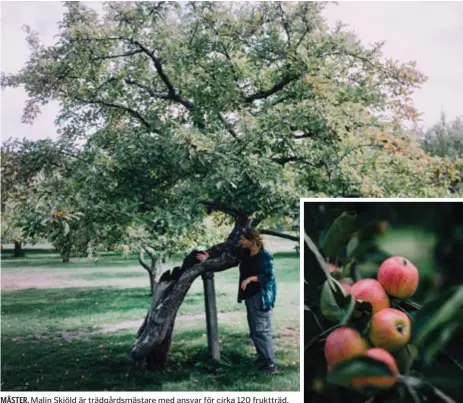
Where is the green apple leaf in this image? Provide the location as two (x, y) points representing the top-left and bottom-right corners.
(346, 234), (359, 258)
(323, 212), (357, 260)
(320, 279), (355, 324)
(412, 285), (463, 347)
(305, 232), (331, 286)
(327, 356), (394, 387)
(393, 344), (418, 374)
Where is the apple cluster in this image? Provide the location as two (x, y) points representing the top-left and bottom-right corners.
(324, 256), (420, 390)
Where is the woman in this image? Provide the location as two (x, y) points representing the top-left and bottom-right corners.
(197, 228), (277, 373)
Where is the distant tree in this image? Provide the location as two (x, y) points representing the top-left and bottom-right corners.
(420, 114), (463, 193)
(422, 113), (463, 161)
(1, 138), (65, 257)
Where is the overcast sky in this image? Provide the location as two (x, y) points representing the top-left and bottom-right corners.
(1, 1), (462, 142)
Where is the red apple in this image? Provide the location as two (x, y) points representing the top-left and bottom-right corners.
(378, 256), (419, 298)
(328, 264), (340, 272)
(350, 279), (390, 314)
(369, 308), (411, 352)
(328, 264), (343, 280)
(341, 280), (352, 294)
(351, 348), (399, 390)
(324, 327), (368, 367)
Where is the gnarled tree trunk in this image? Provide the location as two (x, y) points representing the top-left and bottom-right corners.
(132, 203), (250, 370)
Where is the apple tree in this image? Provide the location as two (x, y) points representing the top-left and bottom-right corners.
(2, 1), (462, 369)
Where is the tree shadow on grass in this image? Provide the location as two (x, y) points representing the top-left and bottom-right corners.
(1, 327), (299, 391)
(1, 288), (151, 319)
(2, 287), (227, 321)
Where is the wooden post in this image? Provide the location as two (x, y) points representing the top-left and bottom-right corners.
(202, 271), (220, 360)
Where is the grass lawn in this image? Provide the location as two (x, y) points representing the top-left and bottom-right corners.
(1, 250), (300, 391)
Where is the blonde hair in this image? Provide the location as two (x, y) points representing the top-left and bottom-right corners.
(241, 228), (263, 247)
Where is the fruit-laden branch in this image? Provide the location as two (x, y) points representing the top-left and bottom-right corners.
(259, 229), (299, 242)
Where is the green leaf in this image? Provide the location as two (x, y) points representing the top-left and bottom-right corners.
(340, 294), (356, 325)
(422, 322), (461, 365)
(321, 280), (342, 322)
(342, 260), (355, 278)
(323, 212), (357, 260)
(393, 344), (418, 374)
(327, 356), (394, 387)
(412, 285), (463, 347)
(346, 234), (359, 258)
(320, 279), (355, 324)
(304, 232), (331, 283)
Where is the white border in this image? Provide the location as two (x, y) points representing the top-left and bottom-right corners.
(299, 197), (463, 398)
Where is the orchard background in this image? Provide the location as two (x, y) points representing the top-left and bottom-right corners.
(304, 201), (463, 403)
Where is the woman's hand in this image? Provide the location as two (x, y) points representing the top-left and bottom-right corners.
(241, 276), (258, 291)
(196, 251), (209, 262)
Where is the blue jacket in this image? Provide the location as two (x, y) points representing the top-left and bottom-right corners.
(257, 249), (277, 311)
(238, 248), (277, 311)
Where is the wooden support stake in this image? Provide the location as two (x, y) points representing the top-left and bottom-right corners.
(202, 271), (220, 361)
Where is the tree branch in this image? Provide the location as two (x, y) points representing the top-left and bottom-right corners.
(271, 155), (327, 170)
(293, 132), (315, 139)
(73, 35), (201, 124)
(278, 2), (291, 45)
(138, 248), (151, 272)
(324, 51), (391, 78)
(124, 77), (171, 101)
(83, 97), (152, 130)
(90, 49), (143, 61)
(259, 229), (299, 242)
(141, 244), (156, 259)
(95, 100), (151, 129)
(201, 200), (249, 221)
(128, 38), (194, 110)
(245, 72), (299, 103)
(217, 112), (237, 138)
(295, 4), (311, 49)
(251, 212), (269, 227)
(336, 143), (383, 166)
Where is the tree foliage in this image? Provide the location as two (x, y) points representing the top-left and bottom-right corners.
(2, 2), (461, 235)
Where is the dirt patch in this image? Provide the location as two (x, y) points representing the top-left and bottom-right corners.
(277, 327), (300, 346)
(1, 273), (62, 289)
(99, 311), (245, 333)
(1, 270), (149, 290)
(279, 327), (300, 337)
(8, 331), (90, 343)
(6, 311), (247, 343)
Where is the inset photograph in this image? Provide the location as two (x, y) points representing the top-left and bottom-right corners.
(303, 200), (463, 403)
